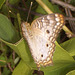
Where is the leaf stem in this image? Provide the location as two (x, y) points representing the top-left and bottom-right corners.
(17, 13), (22, 37)
(36, 0), (53, 14)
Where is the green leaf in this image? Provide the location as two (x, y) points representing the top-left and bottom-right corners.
(9, 0), (20, 5)
(0, 27), (75, 75)
(40, 42), (75, 75)
(0, 14), (34, 65)
(34, 0), (54, 19)
(1, 37), (75, 75)
(11, 39), (75, 75)
(35, 0), (63, 14)
(2, 67), (10, 75)
(0, 0), (5, 9)
(0, 38), (35, 67)
(53, 5), (63, 13)
(36, 0), (54, 14)
(60, 38), (75, 56)
(12, 60), (33, 75)
(0, 14), (20, 43)
(0, 1), (75, 75)
(70, 0), (75, 6)
(1, 5), (9, 16)
(35, 0), (63, 19)
(66, 70), (75, 75)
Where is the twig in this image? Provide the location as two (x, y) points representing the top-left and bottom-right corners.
(65, 0), (75, 34)
(51, 0), (75, 11)
(22, 0), (28, 8)
(63, 25), (73, 36)
(12, 51), (15, 69)
(8, 3), (75, 21)
(0, 67), (1, 75)
(0, 60), (6, 63)
(7, 63), (13, 72)
(60, 34), (67, 43)
(8, 3), (43, 17)
(65, 17), (75, 21)
(8, 1), (74, 37)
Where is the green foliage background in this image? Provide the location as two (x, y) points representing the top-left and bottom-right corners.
(0, 0), (75, 75)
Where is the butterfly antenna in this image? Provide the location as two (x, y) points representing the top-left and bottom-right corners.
(27, 2), (33, 22)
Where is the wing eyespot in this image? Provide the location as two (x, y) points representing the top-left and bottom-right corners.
(46, 44), (49, 47)
(41, 54), (43, 57)
(46, 30), (50, 33)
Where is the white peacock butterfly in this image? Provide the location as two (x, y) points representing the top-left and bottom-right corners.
(21, 13), (64, 70)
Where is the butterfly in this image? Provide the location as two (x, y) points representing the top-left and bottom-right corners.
(21, 13), (64, 69)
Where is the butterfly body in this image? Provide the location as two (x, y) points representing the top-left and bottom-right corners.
(21, 13), (64, 68)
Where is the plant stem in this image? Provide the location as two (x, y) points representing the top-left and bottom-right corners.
(63, 25), (73, 35)
(17, 13), (22, 37)
(36, 0), (74, 36)
(36, 0), (53, 14)
(0, 67), (1, 75)
(51, 0), (75, 11)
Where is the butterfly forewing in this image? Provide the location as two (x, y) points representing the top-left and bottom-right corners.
(21, 13), (64, 68)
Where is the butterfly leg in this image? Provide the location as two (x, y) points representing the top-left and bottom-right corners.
(37, 64), (40, 71)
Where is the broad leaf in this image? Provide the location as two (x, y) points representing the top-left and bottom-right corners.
(0, 14), (20, 43)
(0, 0), (5, 9)
(12, 60), (33, 75)
(61, 38), (75, 56)
(66, 70), (75, 75)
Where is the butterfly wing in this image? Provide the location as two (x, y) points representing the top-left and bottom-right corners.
(21, 13), (64, 68)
